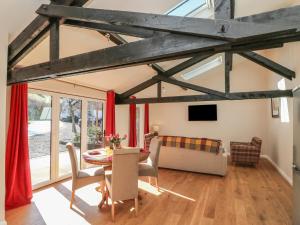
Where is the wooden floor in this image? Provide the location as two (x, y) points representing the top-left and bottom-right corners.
(6, 159), (292, 225)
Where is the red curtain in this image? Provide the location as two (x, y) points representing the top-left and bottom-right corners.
(105, 90), (116, 136)
(144, 103), (150, 135)
(5, 83), (32, 210)
(143, 104), (150, 149)
(129, 96), (137, 147)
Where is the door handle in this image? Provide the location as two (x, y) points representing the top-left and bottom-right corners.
(293, 164), (300, 173)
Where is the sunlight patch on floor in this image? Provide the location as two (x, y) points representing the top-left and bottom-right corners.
(31, 180), (106, 225)
(159, 187), (195, 202)
(33, 187), (91, 225)
(138, 180), (162, 196)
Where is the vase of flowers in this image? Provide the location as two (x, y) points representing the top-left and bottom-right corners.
(108, 134), (127, 149)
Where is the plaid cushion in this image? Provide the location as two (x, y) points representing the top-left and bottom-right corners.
(160, 136), (222, 154)
(144, 133), (155, 152)
(230, 137), (262, 164)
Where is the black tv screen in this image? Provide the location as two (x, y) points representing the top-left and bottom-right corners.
(188, 105), (217, 121)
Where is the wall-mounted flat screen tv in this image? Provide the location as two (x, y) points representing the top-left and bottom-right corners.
(188, 104), (217, 121)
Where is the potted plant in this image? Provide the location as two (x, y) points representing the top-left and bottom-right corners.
(108, 134), (127, 149)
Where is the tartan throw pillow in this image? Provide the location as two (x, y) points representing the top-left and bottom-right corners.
(144, 133), (155, 152)
(160, 136), (221, 154)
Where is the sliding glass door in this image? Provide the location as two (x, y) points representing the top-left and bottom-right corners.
(59, 97), (82, 177)
(87, 101), (103, 150)
(28, 90), (103, 188)
(28, 93), (52, 186)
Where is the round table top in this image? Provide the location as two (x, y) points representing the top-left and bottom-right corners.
(82, 148), (150, 166)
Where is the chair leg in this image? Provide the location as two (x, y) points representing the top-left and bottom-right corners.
(148, 176), (151, 185)
(70, 190), (75, 208)
(105, 187), (109, 206)
(155, 177), (159, 191)
(111, 201), (115, 222)
(135, 197), (138, 216)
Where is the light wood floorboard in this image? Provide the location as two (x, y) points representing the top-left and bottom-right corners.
(6, 159), (292, 225)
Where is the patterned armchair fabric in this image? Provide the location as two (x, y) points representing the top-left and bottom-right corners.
(230, 137), (262, 165)
(144, 133), (155, 152)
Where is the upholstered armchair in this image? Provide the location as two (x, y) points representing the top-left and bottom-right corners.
(230, 137), (262, 166)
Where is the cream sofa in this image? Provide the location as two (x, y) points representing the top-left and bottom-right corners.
(158, 146), (228, 176)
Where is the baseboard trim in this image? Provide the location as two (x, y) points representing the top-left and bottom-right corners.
(260, 155), (293, 186)
(0, 220), (7, 225)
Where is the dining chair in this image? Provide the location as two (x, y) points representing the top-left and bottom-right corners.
(66, 143), (105, 208)
(105, 148), (140, 221)
(138, 136), (162, 190)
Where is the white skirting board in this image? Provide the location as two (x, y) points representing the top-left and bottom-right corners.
(260, 155), (293, 186)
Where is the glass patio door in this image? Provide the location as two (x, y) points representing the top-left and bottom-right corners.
(28, 90), (104, 188)
(28, 93), (52, 186)
(59, 97), (82, 177)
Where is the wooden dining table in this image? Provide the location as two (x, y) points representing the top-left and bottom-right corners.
(82, 148), (150, 167)
(82, 148), (150, 208)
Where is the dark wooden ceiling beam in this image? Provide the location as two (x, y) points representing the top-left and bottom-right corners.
(214, 0), (235, 94)
(239, 51), (295, 80)
(94, 23), (168, 76)
(157, 82), (162, 98)
(224, 52), (231, 94)
(8, 33), (225, 85)
(237, 5), (300, 27)
(8, 0), (88, 68)
(50, 19), (60, 61)
(214, 0), (235, 19)
(120, 54), (213, 99)
(155, 75), (229, 99)
(8, 23), (293, 86)
(36, 4), (297, 42)
(94, 25), (189, 91)
(64, 20), (158, 38)
(116, 90), (293, 104)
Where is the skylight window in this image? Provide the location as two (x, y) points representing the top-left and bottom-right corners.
(166, 0), (220, 80)
(181, 56), (223, 80)
(166, 0), (207, 17)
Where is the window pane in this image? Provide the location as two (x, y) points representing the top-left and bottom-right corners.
(28, 93), (52, 186)
(87, 101), (104, 150)
(167, 0), (206, 16)
(59, 97), (82, 177)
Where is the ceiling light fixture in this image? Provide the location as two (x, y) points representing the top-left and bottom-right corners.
(181, 56), (223, 80)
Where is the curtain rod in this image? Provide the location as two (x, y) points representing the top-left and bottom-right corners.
(53, 79), (108, 93)
(29, 87), (106, 101)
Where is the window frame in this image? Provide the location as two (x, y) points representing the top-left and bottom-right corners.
(166, 0), (211, 17)
(29, 88), (105, 190)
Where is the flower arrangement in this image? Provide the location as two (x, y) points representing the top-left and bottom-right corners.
(108, 134), (127, 149)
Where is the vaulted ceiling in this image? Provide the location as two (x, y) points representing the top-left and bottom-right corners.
(5, 0), (298, 98)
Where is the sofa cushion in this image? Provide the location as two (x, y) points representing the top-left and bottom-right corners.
(160, 136), (221, 154)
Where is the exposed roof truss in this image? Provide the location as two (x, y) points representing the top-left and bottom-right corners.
(7, 0), (299, 104)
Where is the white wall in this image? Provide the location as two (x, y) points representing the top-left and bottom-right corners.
(115, 104), (145, 148)
(149, 100), (268, 153)
(142, 56), (270, 154)
(265, 41), (300, 184)
(0, 30), (8, 225)
(116, 105), (130, 146)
